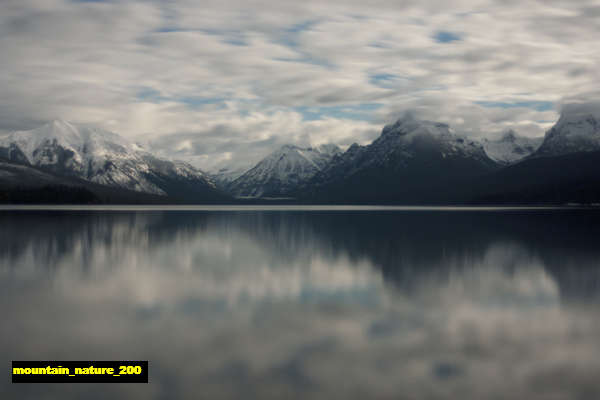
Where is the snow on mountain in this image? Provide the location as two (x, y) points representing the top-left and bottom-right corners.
(374, 113), (493, 163)
(382, 113), (485, 158)
(535, 109), (600, 157)
(483, 130), (543, 165)
(228, 144), (341, 198)
(0, 119), (217, 196)
(314, 113), (496, 183)
(209, 166), (249, 189)
(303, 113), (500, 202)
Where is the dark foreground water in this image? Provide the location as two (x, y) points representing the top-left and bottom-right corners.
(1, 207), (600, 399)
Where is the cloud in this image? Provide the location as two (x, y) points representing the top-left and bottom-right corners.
(558, 99), (600, 121)
(0, 0), (599, 170)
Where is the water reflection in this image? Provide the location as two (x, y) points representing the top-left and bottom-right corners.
(1, 209), (600, 399)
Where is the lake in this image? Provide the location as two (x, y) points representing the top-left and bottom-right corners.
(2, 206), (600, 399)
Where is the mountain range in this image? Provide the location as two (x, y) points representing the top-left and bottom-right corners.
(223, 114), (546, 201)
(0, 120), (227, 203)
(1, 109), (600, 204)
(299, 114), (500, 203)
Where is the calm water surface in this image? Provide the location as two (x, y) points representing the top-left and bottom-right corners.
(1, 207), (600, 399)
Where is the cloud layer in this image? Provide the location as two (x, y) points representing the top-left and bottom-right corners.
(1, 0), (599, 170)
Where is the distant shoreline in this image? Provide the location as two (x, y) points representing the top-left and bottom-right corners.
(1, 204), (599, 212)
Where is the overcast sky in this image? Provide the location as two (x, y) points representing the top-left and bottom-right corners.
(1, 0), (599, 171)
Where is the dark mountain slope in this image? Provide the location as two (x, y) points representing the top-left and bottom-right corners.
(299, 114), (500, 203)
(465, 150), (600, 204)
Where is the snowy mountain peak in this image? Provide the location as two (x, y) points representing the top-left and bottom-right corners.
(262, 144), (341, 169)
(500, 129), (518, 142)
(1, 120), (136, 167)
(374, 114), (488, 163)
(483, 130), (543, 165)
(306, 115), (500, 202)
(228, 143), (341, 198)
(551, 110), (600, 136)
(272, 143), (340, 157)
(382, 113), (451, 139)
(555, 102), (600, 124)
(0, 120), (217, 197)
(535, 107), (600, 157)
(315, 143), (342, 156)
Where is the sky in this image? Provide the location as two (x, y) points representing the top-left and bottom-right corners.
(1, 0), (599, 171)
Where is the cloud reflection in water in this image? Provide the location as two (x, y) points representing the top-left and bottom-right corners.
(1, 210), (600, 399)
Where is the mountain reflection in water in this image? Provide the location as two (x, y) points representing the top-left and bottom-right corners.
(1, 209), (600, 399)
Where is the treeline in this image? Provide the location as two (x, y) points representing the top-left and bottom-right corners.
(0, 185), (99, 204)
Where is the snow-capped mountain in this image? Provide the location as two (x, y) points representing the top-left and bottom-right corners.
(0, 119), (221, 199)
(314, 113), (497, 184)
(228, 144), (341, 198)
(534, 110), (600, 157)
(304, 113), (499, 202)
(209, 166), (249, 189)
(483, 130), (543, 165)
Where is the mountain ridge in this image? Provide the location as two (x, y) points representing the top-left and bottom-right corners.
(534, 111), (600, 157)
(228, 143), (341, 198)
(0, 120), (227, 202)
(299, 113), (500, 203)
(3, 108), (600, 204)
